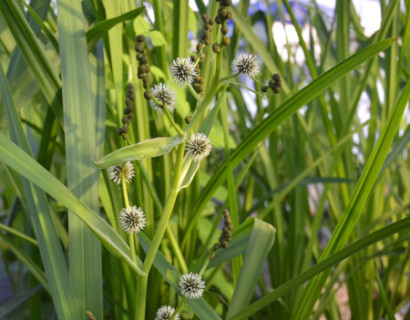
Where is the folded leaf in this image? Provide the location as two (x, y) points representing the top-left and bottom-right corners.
(94, 135), (184, 168)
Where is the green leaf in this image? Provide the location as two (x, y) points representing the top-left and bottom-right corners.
(133, 14), (151, 35)
(178, 157), (200, 191)
(228, 217), (410, 320)
(226, 219), (276, 318)
(0, 285), (42, 319)
(1, 64), (81, 319)
(94, 135), (184, 168)
(185, 38), (396, 241)
(86, 7), (145, 51)
(0, 0), (62, 121)
(57, 0), (104, 316)
(293, 64), (410, 320)
(0, 133), (146, 277)
(148, 30), (167, 46)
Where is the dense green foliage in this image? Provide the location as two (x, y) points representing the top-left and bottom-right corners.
(0, 0), (409, 319)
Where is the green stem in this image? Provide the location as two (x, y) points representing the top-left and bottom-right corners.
(163, 105), (185, 136)
(170, 297), (186, 320)
(143, 142), (186, 273)
(122, 167), (143, 319)
(135, 143), (185, 319)
(166, 226), (188, 274)
(198, 256), (211, 277)
(188, 83), (203, 103)
(185, 53), (224, 133)
(250, 75), (265, 87)
(135, 275), (147, 320)
(219, 73), (238, 81)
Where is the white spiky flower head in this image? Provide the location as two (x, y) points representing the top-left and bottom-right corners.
(119, 206), (146, 234)
(178, 272), (205, 299)
(231, 53), (260, 77)
(186, 133), (212, 162)
(170, 57), (197, 86)
(155, 305), (180, 320)
(107, 161), (134, 185)
(150, 83), (177, 113)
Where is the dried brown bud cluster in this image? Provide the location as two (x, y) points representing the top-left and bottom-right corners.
(135, 34), (152, 99)
(201, 14), (214, 46)
(262, 73), (281, 94)
(190, 55), (204, 94)
(269, 73), (281, 94)
(211, 210), (233, 258)
(118, 83), (135, 139)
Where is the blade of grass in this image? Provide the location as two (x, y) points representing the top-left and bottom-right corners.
(1, 64), (81, 319)
(183, 38), (396, 243)
(293, 71), (410, 320)
(0, 0), (62, 122)
(86, 7), (144, 51)
(228, 216), (410, 319)
(0, 133), (146, 276)
(226, 219), (276, 318)
(56, 0), (104, 316)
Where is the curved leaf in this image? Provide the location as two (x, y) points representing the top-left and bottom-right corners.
(94, 135), (184, 168)
(86, 7), (145, 50)
(0, 133), (146, 277)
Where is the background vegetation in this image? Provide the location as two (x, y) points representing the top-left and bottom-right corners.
(0, 0), (409, 319)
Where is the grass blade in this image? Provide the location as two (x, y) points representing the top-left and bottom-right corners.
(226, 219), (276, 318)
(228, 217), (410, 319)
(1, 64), (81, 319)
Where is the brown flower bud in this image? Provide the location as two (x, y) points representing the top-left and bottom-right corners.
(212, 43), (221, 53)
(185, 116), (192, 124)
(144, 91), (153, 100)
(196, 43), (204, 52)
(135, 43), (144, 53)
(272, 73), (281, 82)
(136, 34), (145, 42)
(223, 37), (231, 46)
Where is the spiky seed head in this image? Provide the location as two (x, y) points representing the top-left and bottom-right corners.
(149, 83), (177, 113)
(231, 53), (260, 77)
(154, 305), (179, 320)
(178, 273), (205, 299)
(119, 206), (146, 234)
(170, 57), (197, 86)
(107, 162), (134, 184)
(186, 133), (212, 161)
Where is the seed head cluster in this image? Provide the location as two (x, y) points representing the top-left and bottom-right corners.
(117, 84), (136, 139)
(135, 35), (151, 89)
(170, 57), (197, 86)
(149, 83), (177, 113)
(119, 206), (146, 234)
(155, 305), (179, 320)
(107, 162), (134, 185)
(231, 53), (260, 77)
(178, 273), (205, 300)
(211, 210), (233, 258)
(186, 133), (213, 161)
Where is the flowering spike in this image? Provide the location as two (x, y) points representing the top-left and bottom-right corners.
(170, 57), (197, 86)
(231, 53), (260, 77)
(186, 133), (212, 161)
(119, 206), (146, 234)
(178, 272), (205, 299)
(107, 162), (134, 184)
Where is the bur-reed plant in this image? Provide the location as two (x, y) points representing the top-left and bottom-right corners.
(0, 0), (409, 319)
